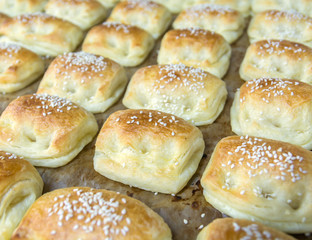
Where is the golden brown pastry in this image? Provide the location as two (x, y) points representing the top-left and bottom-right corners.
(201, 135), (312, 233)
(82, 22), (155, 67)
(45, 0), (108, 30)
(149, 0), (183, 13)
(0, 13), (84, 56)
(240, 40), (312, 84)
(37, 51), (128, 113)
(0, 12), (10, 25)
(173, 4), (245, 43)
(97, 0), (120, 8)
(12, 187), (172, 240)
(94, 109), (205, 194)
(231, 78), (312, 149)
(122, 64), (227, 126)
(157, 28), (231, 78)
(251, 0), (312, 17)
(107, 0), (172, 39)
(182, 0), (250, 17)
(0, 0), (48, 17)
(0, 94), (98, 168)
(0, 43), (44, 93)
(248, 10), (312, 48)
(0, 151), (43, 240)
(197, 218), (296, 240)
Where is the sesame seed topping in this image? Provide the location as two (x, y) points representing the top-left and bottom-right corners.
(224, 136), (307, 184)
(102, 22), (131, 34)
(183, 219), (188, 224)
(54, 52), (108, 81)
(29, 94), (78, 117)
(47, 189), (131, 236)
(241, 78), (300, 104)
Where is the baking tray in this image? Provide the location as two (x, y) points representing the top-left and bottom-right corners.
(0, 27), (310, 240)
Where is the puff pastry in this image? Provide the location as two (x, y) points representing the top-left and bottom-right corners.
(173, 4), (245, 43)
(251, 0), (312, 17)
(157, 29), (231, 78)
(201, 135), (312, 233)
(0, 94), (98, 168)
(148, 0), (183, 13)
(248, 10), (312, 48)
(107, 0), (172, 39)
(231, 78), (312, 150)
(12, 187), (172, 240)
(122, 64), (227, 126)
(197, 218), (296, 240)
(82, 22), (155, 67)
(0, 151), (43, 240)
(94, 109), (205, 194)
(37, 52), (128, 114)
(0, 43), (45, 93)
(182, 0), (250, 17)
(45, 0), (108, 30)
(97, 0), (120, 8)
(240, 40), (312, 84)
(0, 13), (84, 56)
(0, 0), (48, 17)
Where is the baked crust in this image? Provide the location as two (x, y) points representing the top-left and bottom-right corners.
(197, 218), (296, 240)
(82, 22), (155, 67)
(182, 0), (250, 17)
(251, 0), (312, 17)
(0, 151), (43, 240)
(107, 0), (172, 39)
(248, 10), (312, 48)
(122, 64), (227, 125)
(45, 0), (108, 30)
(0, 94), (98, 167)
(37, 52), (128, 113)
(240, 40), (312, 84)
(94, 109), (205, 194)
(201, 135), (312, 233)
(231, 78), (312, 149)
(157, 28), (231, 78)
(0, 13), (84, 56)
(173, 4), (245, 43)
(0, 0), (48, 17)
(0, 43), (44, 93)
(11, 187), (172, 240)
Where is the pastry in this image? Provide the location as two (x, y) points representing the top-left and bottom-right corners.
(97, 0), (120, 8)
(107, 0), (172, 39)
(197, 218), (296, 240)
(0, 0), (48, 17)
(122, 64), (227, 126)
(45, 0), (108, 30)
(231, 78), (312, 149)
(0, 94), (98, 168)
(240, 40), (312, 84)
(251, 0), (312, 17)
(248, 10), (312, 48)
(12, 187), (172, 240)
(94, 109), (205, 194)
(157, 28), (231, 78)
(201, 135), (312, 233)
(0, 43), (44, 93)
(82, 22), (155, 67)
(173, 4), (245, 43)
(0, 151), (43, 240)
(0, 13), (84, 56)
(37, 51), (128, 113)
(182, 0), (250, 17)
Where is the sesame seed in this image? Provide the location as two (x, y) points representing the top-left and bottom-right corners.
(183, 219), (188, 224)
